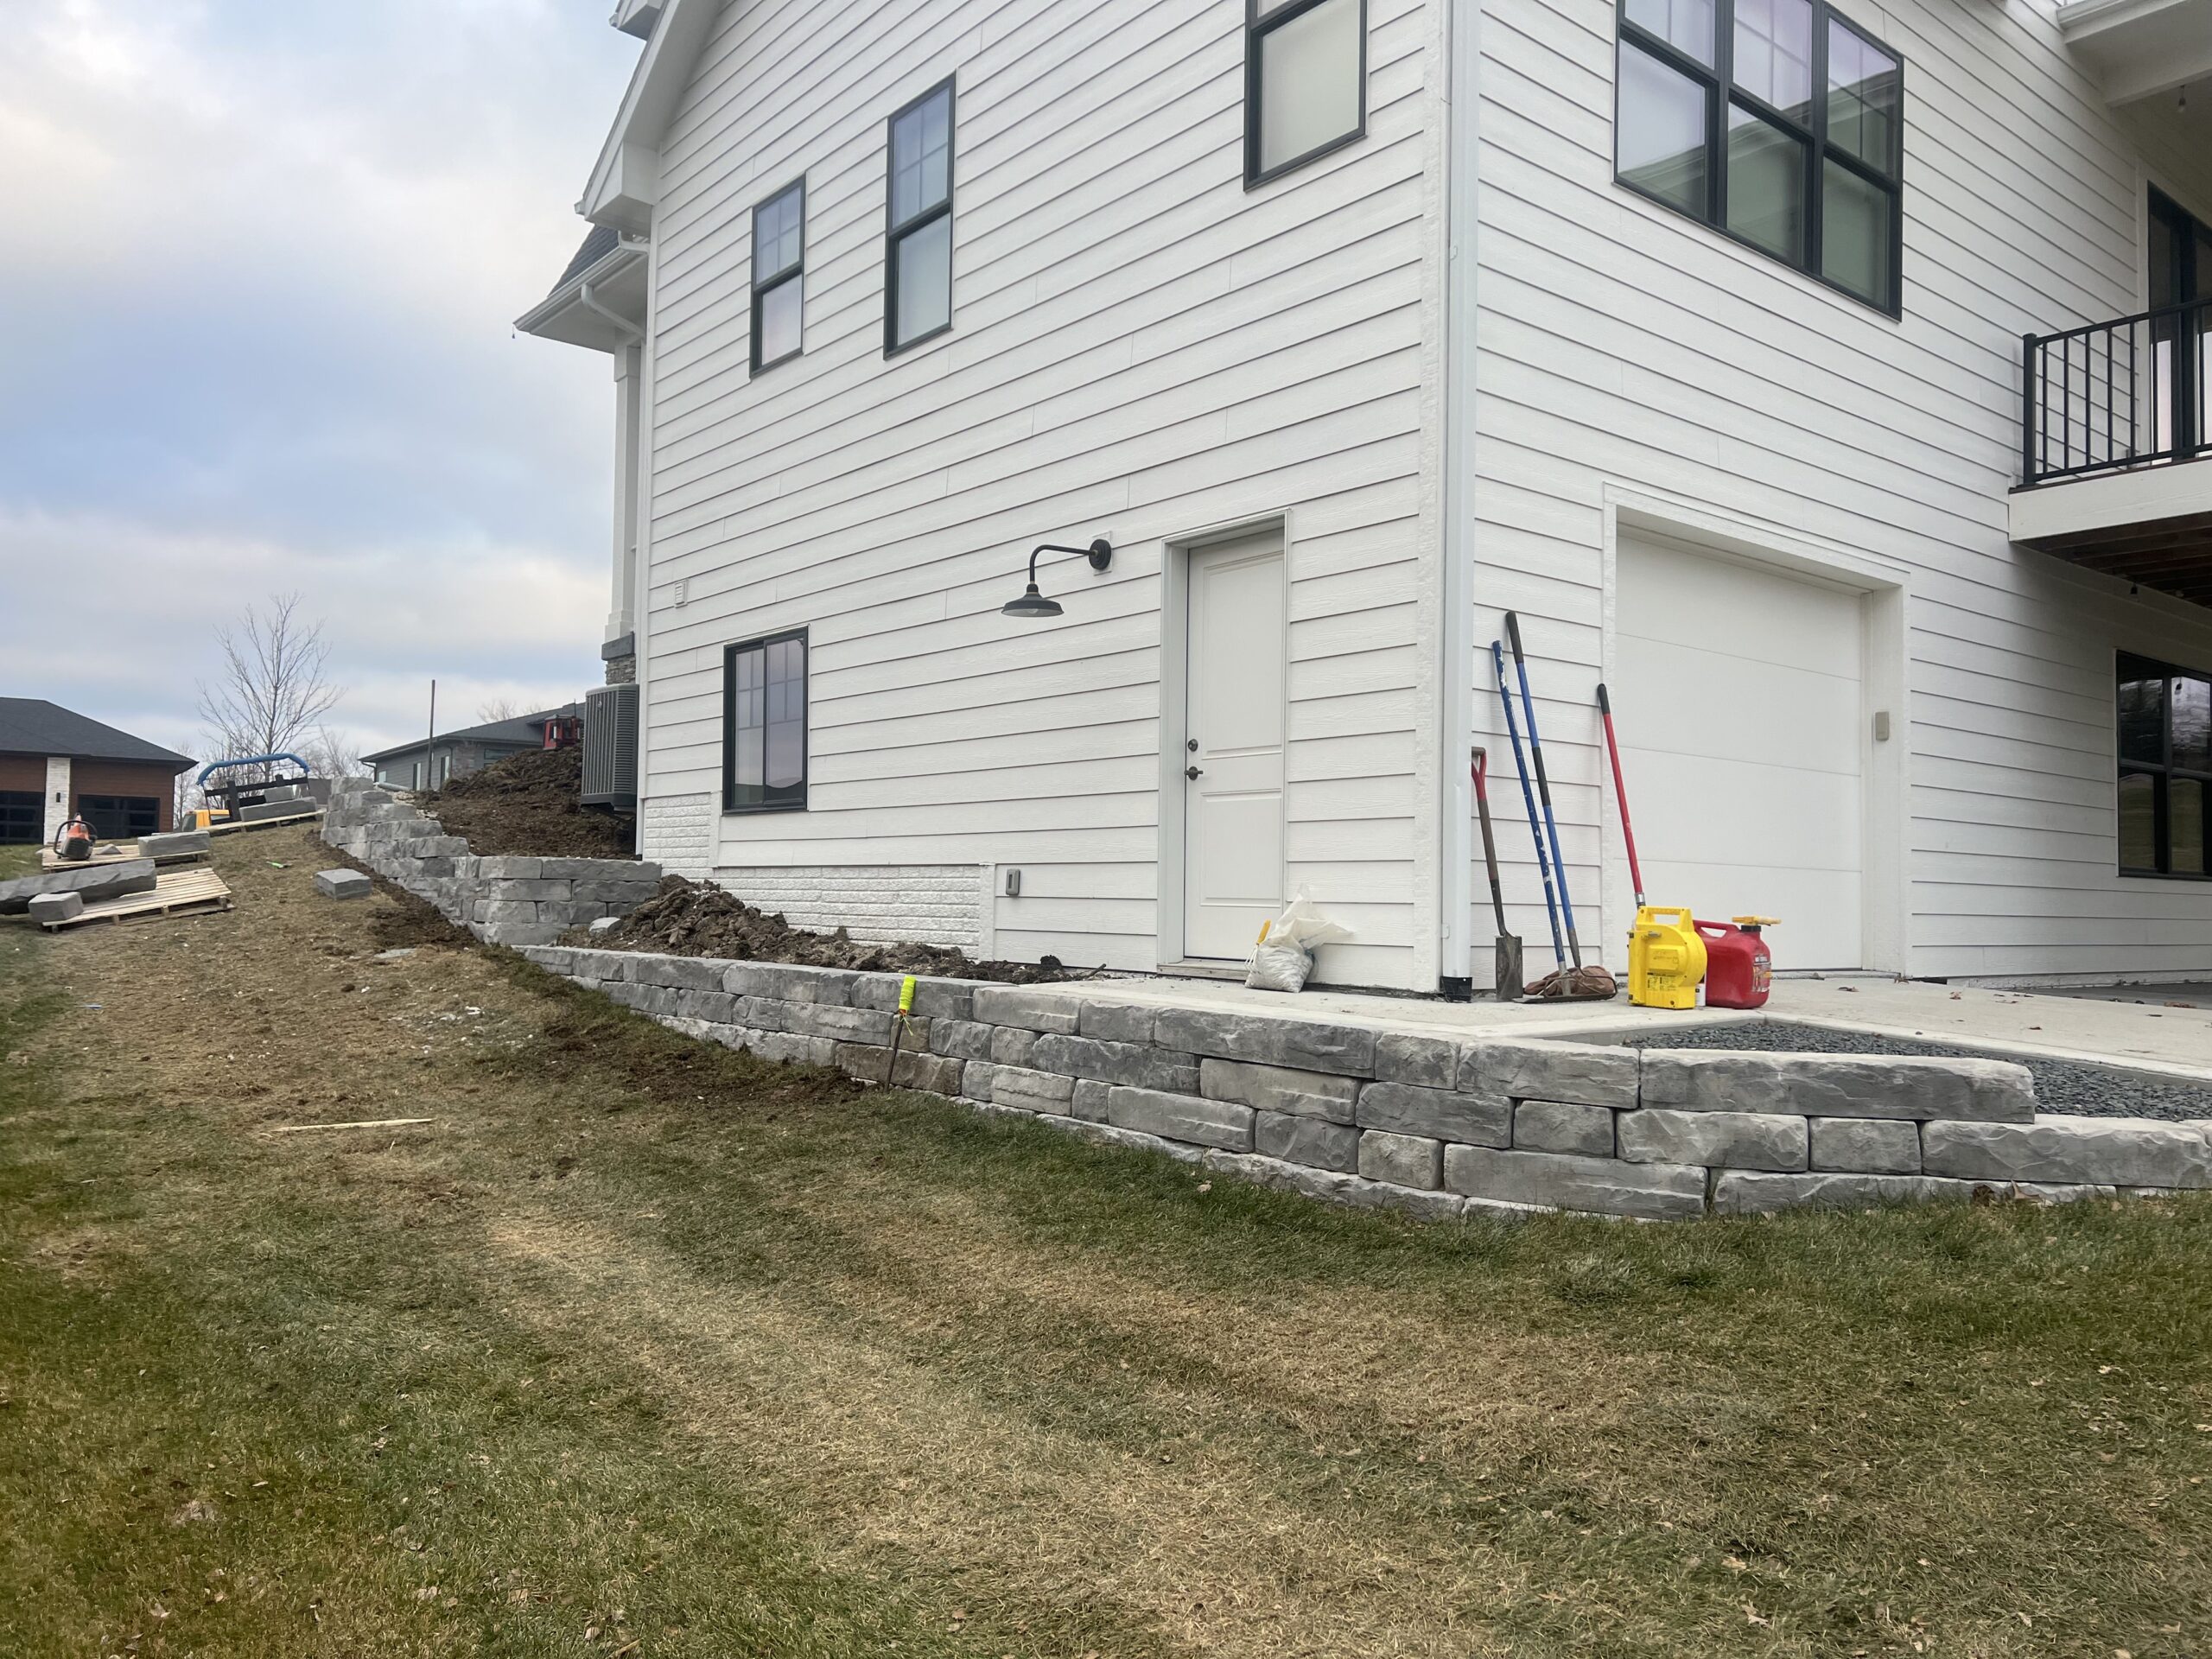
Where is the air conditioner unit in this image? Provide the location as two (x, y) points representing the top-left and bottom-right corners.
(582, 682), (640, 810)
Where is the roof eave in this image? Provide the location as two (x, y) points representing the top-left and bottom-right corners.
(515, 243), (648, 350)
(580, 0), (721, 232)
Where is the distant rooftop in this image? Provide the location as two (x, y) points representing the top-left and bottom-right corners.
(0, 698), (194, 770)
(360, 704), (582, 766)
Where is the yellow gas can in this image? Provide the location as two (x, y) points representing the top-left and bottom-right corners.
(1627, 906), (1707, 1010)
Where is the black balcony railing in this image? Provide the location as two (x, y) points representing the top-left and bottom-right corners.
(2022, 295), (2211, 486)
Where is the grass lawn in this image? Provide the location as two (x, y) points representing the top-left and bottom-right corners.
(0, 843), (44, 880)
(2, 826), (2209, 1657)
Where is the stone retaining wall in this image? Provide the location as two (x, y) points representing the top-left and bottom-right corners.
(518, 944), (2212, 1220)
(321, 783), (661, 947)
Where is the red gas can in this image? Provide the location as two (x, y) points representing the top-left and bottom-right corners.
(1695, 917), (1776, 1009)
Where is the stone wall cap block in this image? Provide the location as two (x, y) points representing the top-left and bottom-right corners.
(1465, 1037), (1639, 1109)
(1152, 1007), (1376, 1077)
(971, 985), (1083, 1033)
(1373, 1032), (1462, 1090)
(1922, 1116), (2212, 1188)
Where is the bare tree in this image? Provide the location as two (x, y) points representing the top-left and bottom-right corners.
(196, 594), (344, 779)
(299, 725), (364, 783)
(476, 696), (524, 724)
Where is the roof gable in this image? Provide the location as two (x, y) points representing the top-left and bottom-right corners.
(582, 0), (723, 232)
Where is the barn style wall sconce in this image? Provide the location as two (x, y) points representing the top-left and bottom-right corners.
(1001, 538), (1113, 619)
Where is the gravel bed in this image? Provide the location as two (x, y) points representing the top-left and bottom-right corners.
(1623, 1020), (2212, 1123)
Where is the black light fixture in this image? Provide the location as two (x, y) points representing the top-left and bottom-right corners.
(1001, 537), (1112, 619)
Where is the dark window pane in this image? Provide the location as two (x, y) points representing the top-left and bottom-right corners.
(893, 213), (952, 346)
(2174, 778), (2207, 876)
(2118, 675), (2166, 765)
(1821, 160), (1891, 303)
(1732, 0), (1811, 119)
(1255, 0), (1363, 175)
(892, 87), (950, 224)
(1727, 103), (1806, 261)
(2175, 677), (2210, 772)
(1827, 20), (1897, 174)
(1624, 0), (1714, 66)
(2118, 772), (2158, 870)
(1618, 41), (1710, 218)
(758, 274), (802, 365)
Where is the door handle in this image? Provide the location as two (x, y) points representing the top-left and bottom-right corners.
(1185, 766), (1203, 780)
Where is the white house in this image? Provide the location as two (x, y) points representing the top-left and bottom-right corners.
(519, 0), (2212, 994)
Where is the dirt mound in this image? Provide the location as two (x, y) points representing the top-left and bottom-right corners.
(586, 874), (1085, 983)
(427, 747), (637, 861)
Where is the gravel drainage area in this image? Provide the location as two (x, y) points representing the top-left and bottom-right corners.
(1623, 1020), (2212, 1122)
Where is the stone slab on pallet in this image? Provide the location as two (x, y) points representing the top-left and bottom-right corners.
(0, 858), (157, 914)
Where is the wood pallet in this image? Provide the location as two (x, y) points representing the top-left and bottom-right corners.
(41, 868), (234, 931)
(39, 843), (208, 872)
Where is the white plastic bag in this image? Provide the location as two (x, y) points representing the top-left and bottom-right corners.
(1243, 894), (1352, 994)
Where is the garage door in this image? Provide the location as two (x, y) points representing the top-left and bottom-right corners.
(1613, 535), (1865, 969)
(0, 791), (38, 845)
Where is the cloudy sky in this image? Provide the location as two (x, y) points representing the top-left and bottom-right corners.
(0, 0), (639, 761)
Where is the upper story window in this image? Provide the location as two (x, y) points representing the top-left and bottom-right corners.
(885, 79), (955, 354)
(751, 178), (805, 374)
(724, 629), (809, 813)
(2119, 652), (2210, 879)
(1614, 0), (1903, 313)
(1246, 0), (1368, 186)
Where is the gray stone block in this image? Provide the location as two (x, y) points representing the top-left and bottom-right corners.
(989, 1027), (1039, 1067)
(675, 988), (741, 1024)
(1200, 1149), (1360, 1206)
(1465, 1039), (1640, 1109)
(1071, 1077), (1111, 1122)
(1032, 1033), (1199, 1093)
(313, 868), (373, 900)
(1710, 1172), (1983, 1216)
(1152, 1008), (1376, 1077)
(1077, 1001), (1157, 1045)
(1374, 1032), (1462, 1089)
(1356, 1081), (1511, 1147)
(1444, 1144), (1707, 1220)
(1641, 1051), (2034, 1122)
(1198, 1058), (1359, 1123)
(721, 963), (851, 1005)
(1107, 1086), (1255, 1151)
(1515, 1099), (1616, 1157)
(480, 899), (539, 925)
(1922, 1116), (2212, 1188)
(138, 830), (210, 858)
(0, 858), (157, 913)
(474, 856), (543, 880)
(1617, 1109), (1807, 1172)
(1809, 1116), (1922, 1174)
(961, 1061), (996, 1101)
(970, 985), (1082, 1033)
(1057, 1118), (1205, 1163)
(928, 1019), (996, 1061)
(849, 974), (976, 1020)
(487, 878), (575, 901)
(1255, 1111), (1360, 1173)
(28, 891), (84, 923)
(622, 953), (727, 991)
(991, 1066), (1078, 1116)
(588, 916), (622, 936)
(1339, 1179), (1468, 1222)
(836, 1043), (963, 1093)
(484, 922), (570, 947)
(782, 1002), (899, 1045)
(1358, 1130), (1443, 1190)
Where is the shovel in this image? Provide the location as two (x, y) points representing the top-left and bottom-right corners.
(1472, 747), (1522, 1002)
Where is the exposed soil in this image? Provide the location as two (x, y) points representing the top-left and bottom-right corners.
(586, 874), (1088, 982)
(425, 745), (637, 861)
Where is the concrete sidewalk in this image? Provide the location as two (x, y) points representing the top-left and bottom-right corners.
(1018, 972), (2212, 1085)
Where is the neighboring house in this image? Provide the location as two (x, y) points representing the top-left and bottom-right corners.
(0, 699), (194, 844)
(363, 705), (583, 791)
(519, 0), (2212, 989)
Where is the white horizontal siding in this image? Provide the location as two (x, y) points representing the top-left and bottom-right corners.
(1471, 0), (2212, 983)
(637, 0), (1443, 983)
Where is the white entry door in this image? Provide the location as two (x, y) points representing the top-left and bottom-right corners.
(1183, 534), (1287, 960)
(1613, 534), (1866, 969)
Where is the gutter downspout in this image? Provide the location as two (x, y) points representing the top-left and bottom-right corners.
(579, 279), (644, 342)
(1437, 0), (1481, 999)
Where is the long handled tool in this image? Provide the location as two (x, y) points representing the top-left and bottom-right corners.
(1472, 747), (1522, 1002)
(1504, 614), (1616, 999)
(1491, 640), (1566, 974)
(1596, 683), (1644, 910)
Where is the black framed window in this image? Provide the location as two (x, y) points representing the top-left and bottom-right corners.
(723, 629), (809, 813)
(1245, 0), (1368, 186)
(76, 795), (161, 839)
(1615, 0), (1902, 313)
(751, 178), (805, 374)
(2119, 652), (2210, 879)
(885, 79), (954, 354)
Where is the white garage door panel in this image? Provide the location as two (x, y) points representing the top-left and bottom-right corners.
(1612, 636), (1861, 774)
(1614, 535), (1865, 970)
